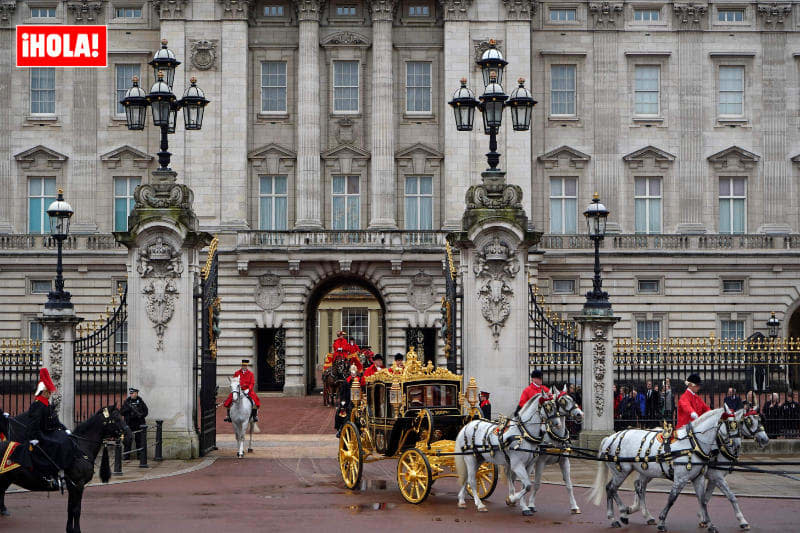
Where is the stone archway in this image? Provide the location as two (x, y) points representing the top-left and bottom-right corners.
(788, 304), (800, 390)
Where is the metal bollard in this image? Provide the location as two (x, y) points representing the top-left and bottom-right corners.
(154, 420), (163, 462)
(139, 425), (149, 468)
(113, 442), (123, 476)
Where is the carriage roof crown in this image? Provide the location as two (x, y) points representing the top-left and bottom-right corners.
(364, 345), (462, 386)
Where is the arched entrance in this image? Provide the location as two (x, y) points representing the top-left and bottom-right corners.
(788, 306), (800, 390)
(306, 276), (387, 393)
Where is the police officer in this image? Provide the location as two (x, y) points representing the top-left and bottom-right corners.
(121, 387), (149, 460)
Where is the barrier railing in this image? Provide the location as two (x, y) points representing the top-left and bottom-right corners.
(110, 420), (164, 476)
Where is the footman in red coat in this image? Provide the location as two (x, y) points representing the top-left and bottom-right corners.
(677, 373), (710, 429)
(223, 359), (261, 422)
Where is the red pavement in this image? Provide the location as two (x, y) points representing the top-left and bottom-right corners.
(214, 394), (335, 434)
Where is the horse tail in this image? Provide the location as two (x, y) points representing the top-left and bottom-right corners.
(454, 430), (467, 487)
(99, 445), (111, 483)
(588, 438), (610, 507)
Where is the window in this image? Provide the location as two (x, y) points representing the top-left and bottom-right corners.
(409, 4), (430, 16)
(637, 279), (660, 294)
(404, 176), (433, 230)
(636, 320), (661, 340)
(333, 61), (359, 113)
(261, 61), (287, 113)
(30, 7), (56, 17)
(634, 65), (660, 115)
(552, 279), (575, 294)
(31, 280), (52, 294)
(264, 5), (284, 16)
(718, 66), (744, 116)
(30, 68), (55, 114)
(549, 8), (576, 21)
(115, 64), (140, 115)
(406, 62), (431, 113)
(549, 177), (577, 234)
(721, 320), (745, 339)
(332, 175), (360, 229)
(634, 9), (659, 21)
(634, 177), (662, 234)
(722, 279), (744, 294)
(115, 322), (129, 353)
(718, 9), (744, 22)
(336, 5), (357, 16)
(719, 177), (746, 234)
(550, 65), (576, 116)
(258, 175), (288, 230)
(29, 321), (44, 342)
(115, 279), (128, 296)
(115, 7), (142, 18)
(114, 177), (141, 232)
(342, 308), (368, 347)
(28, 177), (56, 234)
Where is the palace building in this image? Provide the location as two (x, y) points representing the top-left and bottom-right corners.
(2, 0), (800, 397)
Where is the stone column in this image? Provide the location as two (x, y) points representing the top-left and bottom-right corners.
(38, 311), (82, 429)
(367, 0), (397, 229)
(0, 9), (14, 232)
(115, 169), (211, 458)
(294, 0), (323, 229)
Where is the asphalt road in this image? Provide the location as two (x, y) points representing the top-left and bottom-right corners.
(3, 457), (798, 532)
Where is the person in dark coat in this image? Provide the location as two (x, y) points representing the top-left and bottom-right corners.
(724, 388), (743, 412)
(763, 393), (781, 438)
(120, 387), (149, 460)
(479, 391), (491, 419)
(782, 391), (799, 438)
(662, 379), (676, 426)
(644, 380), (661, 426)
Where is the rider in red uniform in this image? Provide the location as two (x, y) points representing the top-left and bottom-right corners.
(517, 369), (551, 413)
(676, 373), (710, 429)
(223, 359), (261, 422)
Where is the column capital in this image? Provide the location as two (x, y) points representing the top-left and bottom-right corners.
(0, 1), (17, 26)
(150, 0), (188, 20)
(369, 0), (397, 22)
(438, 0), (473, 21)
(501, 0), (536, 21)
(66, 0), (107, 23)
(294, 0), (324, 22)
(218, 0), (252, 20)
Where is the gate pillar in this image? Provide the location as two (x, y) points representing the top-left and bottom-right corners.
(115, 169), (211, 459)
(451, 170), (541, 415)
(37, 310), (82, 429)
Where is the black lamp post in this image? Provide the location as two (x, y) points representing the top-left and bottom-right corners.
(120, 39), (209, 170)
(583, 193), (611, 315)
(448, 39), (536, 171)
(767, 312), (781, 339)
(45, 189), (74, 309)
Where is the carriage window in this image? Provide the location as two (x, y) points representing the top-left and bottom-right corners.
(374, 384), (386, 417)
(406, 384), (457, 408)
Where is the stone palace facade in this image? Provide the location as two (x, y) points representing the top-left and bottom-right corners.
(2, 0), (800, 396)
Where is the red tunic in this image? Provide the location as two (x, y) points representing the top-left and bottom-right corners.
(676, 389), (710, 429)
(363, 364), (383, 378)
(333, 338), (351, 354)
(518, 383), (551, 408)
(223, 368), (261, 408)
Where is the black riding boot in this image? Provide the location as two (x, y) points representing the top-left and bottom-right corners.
(251, 408), (258, 422)
(224, 409), (231, 422)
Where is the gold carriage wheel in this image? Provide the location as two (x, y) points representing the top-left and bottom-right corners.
(338, 422), (363, 490)
(466, 462), (499, 499)
(396, 448), (433, 504)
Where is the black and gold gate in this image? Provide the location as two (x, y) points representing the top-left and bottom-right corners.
(198, 237), (219, 456)
(440, 241), (459, 373)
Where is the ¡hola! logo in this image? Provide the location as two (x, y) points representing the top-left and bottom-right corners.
(16, 25), (107, 68)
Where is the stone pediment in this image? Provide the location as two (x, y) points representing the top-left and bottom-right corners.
(14, 145), (69, 170)
(322, 144), (370, 174)
(395, 143), (443, 174)
(622, 145), (676, 169)
(100, 145), (153, 169)
(538, 145), (591, 169)
(248, 143), (296, 173)
(791, 153), (800, 165)
(320, 31), (370, 47)
(707, 146), (760, 170)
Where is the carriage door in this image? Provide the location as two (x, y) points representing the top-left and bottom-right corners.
(256, 328), (286, 392)
(406, 328), (436, 365)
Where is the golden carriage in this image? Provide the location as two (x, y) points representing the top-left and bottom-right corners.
(337, 347), (499, 504)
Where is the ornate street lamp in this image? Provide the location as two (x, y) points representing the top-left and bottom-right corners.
(45, 189), (74, 309)
(121, 76), (148, 131)
(476, 39), (508, 87)
(583, 193), (611, 315)
(148, 38), (180, 89)
(448, 78), (478, 132)
(767, 312), (781, 338)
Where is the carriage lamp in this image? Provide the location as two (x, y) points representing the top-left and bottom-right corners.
(45, 189), (74, 310)
(466, 377), (479, 409)
(390, 377), (402, 418)
(767, 312), (780, 339)
(350, 377), (362, 406)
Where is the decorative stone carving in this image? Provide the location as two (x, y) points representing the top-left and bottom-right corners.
(757, 3), (792, 24)
(0, 1), (17, 25)
(67, 0), (105, 21)
(622, 145), (677, 170)
(150, 0), (187, 19)
(137, 237), (183, 278)
(48, 341), (64, 411)
(14, 145), (69, 170)
(537, 145), (591, 170)
(218, 0), (252, 20)
(673, 3), (708, 25)
(336, 117), (355, 144)
(408, 271), (435, 312)
(142, 278), (178, 350)
(49, 325), (64, 341)
(439, 0), (473, 21)
(502, 0), (535, 20)
(369, 0), (397, 22)
(473, 39), (503, 64)
(190, 40), (218, 71)
(255, 273), (284, 310)
(137, 237), (183, 350)
(591, 327), (608, 418)
(589, 2), (623, 26)
(473, 236), (520, 347)
(134, 179), (195, 210)
(321, 31), (371, 46)
(295, 0), (322, 21)
(707, 145), (761, 171)
(465, 173), (522, 209)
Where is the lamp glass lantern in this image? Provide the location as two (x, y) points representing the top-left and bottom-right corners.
(507, 78), (537, 131)
(46, 189), (74, 238)
(479, 73), (507, 133)
(167, 101), (180, 134)
(390, 378), (402, 417)
(584, 193), (610, 238)
(477, 39), (508, 87)
(767, 312), (781, 338)
(120, 76), (148, 131)
(447, 78), (478, 132)
(147, 72), (176, 127)
(350, 378), (361, 403)
(179, 77), (210, 131)
(466, 377), (479, 408)
(148, 39), (181, 89)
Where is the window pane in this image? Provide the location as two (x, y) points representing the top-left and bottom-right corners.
(553, 279), (574, 294)
(347, 175), (359, 194)
(260, 176), (273, 195)
(405, 176), (417, 195)
(719, 178), (730, 196)
(719, 198), (731, 233)
(635, 198), (646, 233)
(550, 178), (563, 196)
(550, 198), (563, 233)
(332, 196), (346, 229)
(405, 196), (418, 229)
(732, 199), (745, 233)
(419, 196), (432, 229)
(114, 198), (128, 232)
(564, 177), (576, 196)
(29, 197), (42, 233)
(332, 175), (345, 194)
(274, 176), (287, 195)
(733, 177), (745, 196)
(564, 198), (576, 233)
(274, 197), (288, 229)
(261, 61), (287, 112)
(649, 198), (661, 233)
(347, 196), (359, 229)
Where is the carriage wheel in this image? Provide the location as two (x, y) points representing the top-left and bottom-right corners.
(466, 462), (499, 499)
(338, 422), (363, 490)
(397, 448), (433, 504)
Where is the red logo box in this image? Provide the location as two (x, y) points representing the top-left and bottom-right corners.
(16, 25), (107, 68)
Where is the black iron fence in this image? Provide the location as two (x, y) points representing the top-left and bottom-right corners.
(0, 338), (42, 416)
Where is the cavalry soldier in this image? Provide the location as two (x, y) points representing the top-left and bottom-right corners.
(223, 359), (261, 422)
(479, 391), (492, 419)
(363, 354), (384, 378)
(676, 373), (710, 429)
(121, 387), (149, 460)
(517, 369), (551, 413)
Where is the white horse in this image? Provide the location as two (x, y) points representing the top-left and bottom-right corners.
(229, 377), (255, 459)
(589, 407), (738, 532)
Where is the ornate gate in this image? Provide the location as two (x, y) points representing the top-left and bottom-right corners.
(528, 283), (583, 388)
(440, 241), (459, 373)
(198, 237), (219, 456)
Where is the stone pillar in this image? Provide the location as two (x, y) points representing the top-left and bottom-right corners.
(294, 0), (323, 229)
(38, 311), (82, 429)
(0, 11), (14, 232)
(115, 169), (211, 458)
(368, 0), (397, 229)
(453, 170), (541, 414)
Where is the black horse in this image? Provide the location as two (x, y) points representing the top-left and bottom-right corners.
(322, 357), (349, 407)
(0, 405), (131, 533)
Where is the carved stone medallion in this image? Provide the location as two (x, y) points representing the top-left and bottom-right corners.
(255, 273), (284, 311)
(190, 39), (218, 71)
(473, 236), (519, 347)
(137, 236), (182, 350)
(473, 39), (503, 64)
(408, 271), (435, 312)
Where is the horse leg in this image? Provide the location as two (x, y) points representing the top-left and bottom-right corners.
(559, 457), (580, 514)
(715, 475), (748, 530)
(509, 458), (532, 515)
(248, 415), (254, 453)
(696, 476), (713, 529)
(526, 456), (545, 514)
(636, 476), (657, 525)
(607, 467), (630, 528)
(467, 458), (487, 512)
(66, 484), (84, 533)
(657, 475), (692, 532)
(0, 476), (11, 516)
(691, 474), (717, 533)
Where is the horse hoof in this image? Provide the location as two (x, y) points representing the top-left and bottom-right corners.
(0, 508), (9, 517)
(708, 527), (719, 533)
(477, 507), (488, 513)
(657, 526), (667, 532)
(505, 497), (514, 507)
(620, 517), (629, 525)
(647, 519), (657, 526)
(740, 525), (750, 531)
(247, 448), (253, 453)
(699, 523), (708, 529)
(571, 508), (581, 514)
(611, 521), (622, 528)
(458, 502), (466, 509)
(522, 509), (533, 516)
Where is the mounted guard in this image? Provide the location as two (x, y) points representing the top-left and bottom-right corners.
(223, 359), (260, 422)
(677, 373), (710, 429)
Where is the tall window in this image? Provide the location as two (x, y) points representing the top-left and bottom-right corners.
(29, 321), (44, 342)
(404, 176), (433, 230)
(114, 177), (141, 232)
(333, 61), (359, 112)
(28, 177), (56, 234)
(549, 8), (576, 21)
(261, 61), (287, 113)
(115, 7), (142, 18)
(549, 177), (577, 234)
(550, 65), (576, 115)
(406, 62), (431, 113)
(636, 320), (661, 340)
(332, 175), (360, 230)
(719, 177), (746, 234)
(342, 308), (368, 347)
(721, 320), (745, 339)
(634, 65), (659, 115)
(258, 175), (288, 230)
(634, 177), (662, 233)
(718, 9), (744, 22)
(719, 66), (744, 116)
(634, 9), (659, 21)
(264, 5), (284, 16)
(115, 64), (140, 115)
(30, 7), (56, 17)
(30, 68), (55, 114)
